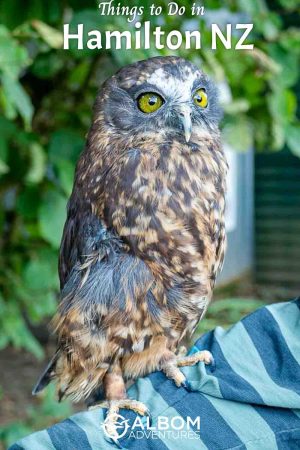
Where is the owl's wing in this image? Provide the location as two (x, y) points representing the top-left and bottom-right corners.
(34, 183), (155, 399)
(58, 193), (109, 289)
(59, 196), (80, 289)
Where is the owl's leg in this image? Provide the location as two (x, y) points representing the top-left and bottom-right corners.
(89, 361), (149, 444)
(122, 337), (213, 389)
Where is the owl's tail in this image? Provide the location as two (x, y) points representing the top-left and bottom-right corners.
(32, 349), (59, 395)
(32, 348), (108, 403)
(32, 250), (159, 402)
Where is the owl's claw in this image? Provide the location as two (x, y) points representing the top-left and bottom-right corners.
(161, 350), (214, 389)
(110, 436), (123, 449)
(207, 353), (216, 370)
(90, 398), (150, 445)
(90, 398), (149, 416)
(181, 379), (192, 391)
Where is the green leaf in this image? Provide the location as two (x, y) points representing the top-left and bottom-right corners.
(277, 0), (299, 9)
(268, 87), (297, 149)
(31, 20), (63, 49)
(0, 86), (16, 119)
(0, 422), (32, 448)
(222, 116), (253, 151)
(0, 25), (30, 79)
(271, 119), (285, 150)
(223, 99), (250, 115)
(0, 301), (44, 359)
(48, 129), (84, 164)
(268, 43), (299, 87)
(17, 186), (40, 219)
(55, 159), (75, 196)
(0, 112), (16, 131)
(38, 189), (67, 248)
(280, 29), (300, 55)
(25, 142), (47, 184)
(261, 15), (281, 40)
(23, 250), (58, 292)
(286, 124), (300, 157)
(38, 384), (72, 418)
(68, 60), (90, 87)
(1, 73), (33, 129)
(237, 0), (268, 16)
(0, 158), (9, 174)
(31, 52), (64, 79)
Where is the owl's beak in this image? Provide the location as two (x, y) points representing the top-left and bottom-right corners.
(179, 105), (192, 143)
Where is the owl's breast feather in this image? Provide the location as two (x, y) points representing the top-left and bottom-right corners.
(94, 137), (225, 284)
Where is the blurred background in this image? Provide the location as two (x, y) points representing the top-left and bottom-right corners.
(0, 0), (299, 447)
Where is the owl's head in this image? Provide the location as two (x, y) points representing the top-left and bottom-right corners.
(96, 56), (222, 143)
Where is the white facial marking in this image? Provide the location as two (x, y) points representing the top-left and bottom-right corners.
(147, 67), (199, 104)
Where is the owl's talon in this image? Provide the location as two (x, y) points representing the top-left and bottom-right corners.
(110, 437), (122, 449)
(181, 379), (192, 391)
(90, 398), (150, 417)
(90, 399), (149, 445)
(142, 405), (152, 419)
(208, 354), (216, 371)
(161, 360), (187, 387)
(160, 350), (214, 389)
(144, 409), (153, 427)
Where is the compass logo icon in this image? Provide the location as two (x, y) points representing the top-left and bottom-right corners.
(101, 413), (130, 440)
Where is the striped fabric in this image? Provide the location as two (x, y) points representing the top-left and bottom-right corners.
(10, 299), (300, 450)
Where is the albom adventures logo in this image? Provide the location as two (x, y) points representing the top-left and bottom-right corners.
(101, 413), (201, 440)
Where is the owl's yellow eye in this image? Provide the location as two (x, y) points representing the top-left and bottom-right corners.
(137, 92), (164, 113)
(193, 89), (208, 108)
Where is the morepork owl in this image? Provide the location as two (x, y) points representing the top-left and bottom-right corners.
(33, 56), (227, 439)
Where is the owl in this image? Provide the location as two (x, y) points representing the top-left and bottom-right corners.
(33, 56), (227, 439)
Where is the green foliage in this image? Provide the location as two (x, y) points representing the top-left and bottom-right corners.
(0, 0), (299, 358)
(195, 298), (266, 336)
(0, 385), (72, 448)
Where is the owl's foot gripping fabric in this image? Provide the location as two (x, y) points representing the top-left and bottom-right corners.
(91, 398), (150, 417)
(160, 348), (214, 389)
(90, 399), (150, 447)
(88, 361), (150, 446)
